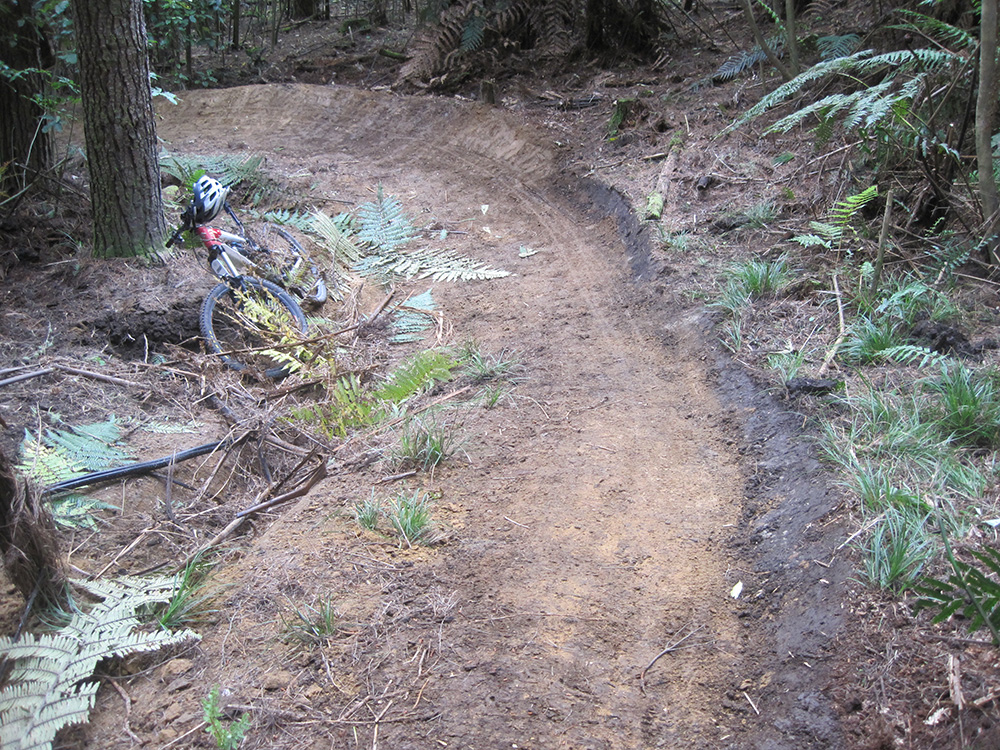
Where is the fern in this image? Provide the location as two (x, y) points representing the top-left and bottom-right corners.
(719, 47), (962, 138)
(260, 208), (316, 233)
(160, 151), (267, 189)
(356, 187), (416, 251)
(878, 344), (951, 371)
(0, 576), (200, 750)
(713, 35), (785, 82)
(18, 419), (131, 487)
(374, 350), (458, 403)
(915, 545), (1000, 638)
(357, 244), (510, 282)
(391, 290), (438, 344)
(816, 34), (862, 60)
(460, 11), (487, 52)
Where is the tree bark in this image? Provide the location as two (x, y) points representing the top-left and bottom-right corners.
(977, 0), (1000, 263)
(73, 0), (166, 258)
(0, 1), (54, 196)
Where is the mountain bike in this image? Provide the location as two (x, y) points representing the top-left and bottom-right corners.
(167, 199), (326, 378)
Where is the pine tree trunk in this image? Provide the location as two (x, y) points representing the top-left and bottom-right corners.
(0, 1), (54, 195)
(977, 0), (1000, 263)
(73, 0), (165, 258)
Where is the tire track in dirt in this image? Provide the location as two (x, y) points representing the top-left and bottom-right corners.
(155, 84), (769, 748)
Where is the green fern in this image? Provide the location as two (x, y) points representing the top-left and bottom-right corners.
(160, 151), (267, 189)
(391, 290), (438, 344)
(713, 36), (785, 82)
(374, 349), (458, 403)
(719, 47), (961, 138)
(357, 244), (510, 282)
(816, 34), (862, 60)
(878, 344), (952, 371)
(460, 12), (487, 52)
(0, 576), (200, 750)
(18, 419), (131, 487)
(260, 208), (316, 233)
(915, 545), (1000, 639)
(356, 187), (416, 251)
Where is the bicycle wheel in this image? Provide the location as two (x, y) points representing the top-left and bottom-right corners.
(200, 277), (308, 379)
(253, 224), (328, 306)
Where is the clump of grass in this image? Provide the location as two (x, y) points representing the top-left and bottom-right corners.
(839, 316), (906, 365)
(393, 417), (457, 471)
(926, 363), (1000, 448)
(153, 555), (220, 630)
(457, 341), (522, 383)
(280, 596), (343, 649)
(859, 508), (935, 593)
(387, 490), (436, 547)
(353, 493), (382, 531)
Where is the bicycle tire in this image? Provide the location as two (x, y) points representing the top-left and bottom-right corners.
(254, 224), (329, 306)
(200, 276), (308, 379)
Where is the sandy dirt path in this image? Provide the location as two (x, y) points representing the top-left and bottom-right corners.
(144, 84), (824, 749)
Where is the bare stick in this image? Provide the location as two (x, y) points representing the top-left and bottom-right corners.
(0, 369), (54, 388)
(164, 452), (177, 523)
(52, 363), (142, 388)
(817, 273), (845, 377)
(639, 625), (706, 694)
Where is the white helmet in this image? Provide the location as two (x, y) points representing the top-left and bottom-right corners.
(191, 175), (229, 223)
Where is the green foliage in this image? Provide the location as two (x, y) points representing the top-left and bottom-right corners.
(393, 417), (458, 472)
(374, 350), (457, 403)
(387, 490), (436, 547)
(925, 364), (1000, 448)
(17, 418), (130, 528)
(840, 316), (906, 364)
(0, 575), (200, 750)
(160, 152), (270, 195)
(391, 290), (438, 344)
(712, 35), (784, 82)
(145, 0), (225, 87)
(202, 685), (251, 750)
(860, 508), (934, 592)
(915, 545), (1000, 639)
(152, 555), (220, 630)
(280, 596), (344, 649)
(353, 494), (382, 531)
(356, 186), (416, 251)
(793, 186), (877, 253)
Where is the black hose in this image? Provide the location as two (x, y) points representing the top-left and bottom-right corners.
(43, 437), (239, 495)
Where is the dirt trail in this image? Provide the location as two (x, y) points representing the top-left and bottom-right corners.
(141, 84), (829, 748)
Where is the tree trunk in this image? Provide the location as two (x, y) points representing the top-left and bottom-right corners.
(0, 1), (54, 196)
(73, 0), (165, 258)
(977, 0), (1000, 263)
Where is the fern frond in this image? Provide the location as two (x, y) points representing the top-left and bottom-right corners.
(0, 575), (199, 750)
(374, 350), (458, 403)
(260, 208), (316, 233)
(817, 34), (862, 60)
(460, 11), (487, 52)
(892, 10), (977, 51)
(878, 344), (951, 371)
(356, 187), (416, 251)
(830, 185), (878, 225)
(357, 245), (510, 282)
(713, 36), (784, 82)
(391, 290), (438, 344)
(310, 209), (364, 267)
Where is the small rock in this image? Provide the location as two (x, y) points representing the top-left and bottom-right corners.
(160, 657), (194, 679)
(262, 670), (295, 691)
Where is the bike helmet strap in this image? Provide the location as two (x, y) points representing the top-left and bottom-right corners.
(191, 175), (229, 223)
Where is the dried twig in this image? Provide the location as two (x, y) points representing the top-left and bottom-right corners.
(639, 624), (707, 694)
(817, 273), (845, 377)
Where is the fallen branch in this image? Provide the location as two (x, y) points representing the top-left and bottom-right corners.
(179, 460), (327, 567)
(0, 368), (53, 388)
(52, 363), (142, 388)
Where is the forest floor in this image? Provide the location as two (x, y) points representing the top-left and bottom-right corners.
(2, 7), (1000, 750)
